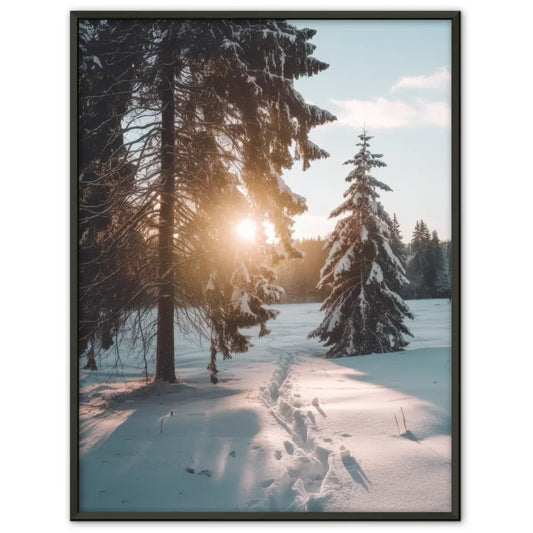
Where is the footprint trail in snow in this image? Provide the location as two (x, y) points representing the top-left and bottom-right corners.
(253, 351), (371, 511)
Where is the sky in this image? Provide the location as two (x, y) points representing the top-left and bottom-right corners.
(284, 20), (452, 242)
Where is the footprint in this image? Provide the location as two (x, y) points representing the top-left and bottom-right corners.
(284, 441), (294, 455)
(269, 382), (279, 401)
(311, 397), (327, 418)
(314, 445), (331, 466)
(322, 437), (333, 443)
(260, 478), (275, 488)
(341, 433), (352, 438)
(293, 411), (308, 443)
(274, 450), (282, 460)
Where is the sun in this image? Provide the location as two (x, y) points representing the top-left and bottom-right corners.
(236, 218), (257, 242)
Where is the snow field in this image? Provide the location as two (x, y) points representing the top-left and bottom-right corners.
(79, 299), (451, 513)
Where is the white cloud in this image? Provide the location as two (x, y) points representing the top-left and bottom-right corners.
(417, 99), (451, 128)
(330, 97), (450, 129)
(391, 67), (451, 93)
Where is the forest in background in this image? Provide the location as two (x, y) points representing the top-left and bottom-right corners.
(276, 219), (451, 304)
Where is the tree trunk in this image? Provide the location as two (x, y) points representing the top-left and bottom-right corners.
(83, 342), (97, 370)
(155, 41), (177, 383)
(209, 339), (218, 384)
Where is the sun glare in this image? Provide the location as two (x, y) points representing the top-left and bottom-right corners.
(237, 218), (257, 242)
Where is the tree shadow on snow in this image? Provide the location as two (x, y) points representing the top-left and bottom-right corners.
(79, 396), (263, 512)
(334, 347), (451, 439)
(80, 381), (246, 460)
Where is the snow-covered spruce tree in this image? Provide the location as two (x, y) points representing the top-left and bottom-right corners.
(176, 132), (284, 384)
(203, 220), (284, 384)
(309, 131), (413, 357)
(136, 19), (337, 382)
(79, 19), (334, 382)
(152, 19), (335, 381)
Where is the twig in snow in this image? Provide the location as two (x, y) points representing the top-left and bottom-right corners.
(401, 407), (408, 432)
(394, 414), (401, 435)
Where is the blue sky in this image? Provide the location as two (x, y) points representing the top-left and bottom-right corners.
(284, 20), (452, 242)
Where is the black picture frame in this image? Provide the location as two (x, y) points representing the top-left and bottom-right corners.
(71, 10), (460, 521)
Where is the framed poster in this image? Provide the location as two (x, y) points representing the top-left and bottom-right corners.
(71, 10), (460, 520)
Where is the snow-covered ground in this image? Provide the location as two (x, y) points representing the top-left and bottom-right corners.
(79, 299), (451, 513)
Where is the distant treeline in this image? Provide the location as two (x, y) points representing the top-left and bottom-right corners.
(276, 220), (452, 304)
(401, 221), (452, 300)
(275, 238), (330, 303)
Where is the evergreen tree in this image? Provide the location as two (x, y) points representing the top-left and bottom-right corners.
(309, 131), (413, 357)
(406, 219), (432, 298)
(204, 233), (284, 384)
(390, 213), (406, 265)
(404, 222), (451, 299)
(180, 137), (285, 384)
(425, 230), (442, 295)
(78, 19), (335, 381)
(435, 241), (452, 298)
(78, 20), (149, 369)
(383, 212), (407, 291)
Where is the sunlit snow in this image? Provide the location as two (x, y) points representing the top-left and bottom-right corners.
(79, 299), (451, 513)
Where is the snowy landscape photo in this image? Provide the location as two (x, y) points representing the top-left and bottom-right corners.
(73, 13), (459, 519)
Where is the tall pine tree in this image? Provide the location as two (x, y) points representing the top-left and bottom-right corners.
(425, 230), (442, 295)
(406, 220), (432, 298)
(309, 131), (413, 357)
(78, 20), (150, 370)
(78, 19), (335, 381)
